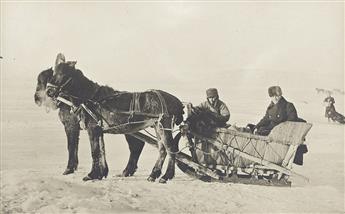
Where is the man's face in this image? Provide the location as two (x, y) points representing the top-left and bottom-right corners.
(270, 95), (281, 104)
(208, 97), (217, 105)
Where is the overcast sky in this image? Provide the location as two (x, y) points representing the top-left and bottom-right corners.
(1, 1), (344, 104)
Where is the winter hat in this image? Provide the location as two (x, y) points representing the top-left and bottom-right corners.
(206, 88), (219, 98)
(268, 86), (282, 97)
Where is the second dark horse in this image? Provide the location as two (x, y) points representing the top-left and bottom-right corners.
(34, 68), (145, 177)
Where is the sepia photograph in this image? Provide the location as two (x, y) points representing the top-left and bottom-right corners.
(1, 1), (344, 213)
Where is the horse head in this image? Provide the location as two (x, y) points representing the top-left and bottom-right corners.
(46, 56), (85, 102)
(34, 68), (60, 110)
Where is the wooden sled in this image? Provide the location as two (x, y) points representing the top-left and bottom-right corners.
(130, 121), (312, 187)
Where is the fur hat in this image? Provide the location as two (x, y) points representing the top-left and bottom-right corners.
(268, 86), (282, 97)
(206, 88), (218, 98)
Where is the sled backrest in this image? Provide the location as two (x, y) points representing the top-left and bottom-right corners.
(268, 122), (313, 145)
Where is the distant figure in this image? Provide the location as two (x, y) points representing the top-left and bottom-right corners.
(315, 88), (325, 94)
(192, 88), (230, 128)
(333, 88), (345, 95)
(324, 96), (345, 124)
(253, 86), (305, 136)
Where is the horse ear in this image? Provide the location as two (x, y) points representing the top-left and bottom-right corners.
(48, 67), (53, 76)
(66, 61), (77, 68)
(55, 53), (66, 66)
(53, 53), (64, 75)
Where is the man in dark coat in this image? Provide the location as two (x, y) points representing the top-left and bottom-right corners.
(254, 86), (304, 136)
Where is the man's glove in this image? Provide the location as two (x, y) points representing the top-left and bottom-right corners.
(246, 123), (256, 133)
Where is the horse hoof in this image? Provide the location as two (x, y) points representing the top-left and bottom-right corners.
(122, 166), (137, 177)
(122, 173), (133, 177)
(147, 176), (156, 182)
(121, 170), (133, 177)
(82, 175), (93, 181)
(63, 168), (74, 175)
(159, 178), (167, 184)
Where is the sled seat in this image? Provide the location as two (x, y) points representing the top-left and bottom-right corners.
(268, 122), (313, 145)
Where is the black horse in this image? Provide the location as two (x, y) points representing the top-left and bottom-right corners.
(46, 59), (184, 183)
(35, 68), (145, 177)
(186, 106), (225, 137)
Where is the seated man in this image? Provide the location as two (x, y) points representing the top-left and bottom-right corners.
(253, 86), (305, 136)
(193, 88), (230, 128)
(181, 88), (230, 163)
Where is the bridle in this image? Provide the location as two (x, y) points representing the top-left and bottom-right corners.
(46, 77), (72, 99)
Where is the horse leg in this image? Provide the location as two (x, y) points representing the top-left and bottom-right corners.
(159, 130), (177, 183)
(147, 128), (167, 182)
(59, 108), (80, 175)
(122, 134), (145, 177)
(83, 125), (109, 181)
(63, 124), (80, 175)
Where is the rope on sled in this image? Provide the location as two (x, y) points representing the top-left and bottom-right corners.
(102, 119), (157, 133)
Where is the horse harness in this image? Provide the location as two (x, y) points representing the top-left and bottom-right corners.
(54, 88), (172, 134)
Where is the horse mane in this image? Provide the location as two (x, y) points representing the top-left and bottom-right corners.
(65, 65), (118, 101)
(38, 67), (53, 83)
(97, 85), (120, 99)
(186, 108), (219, 137)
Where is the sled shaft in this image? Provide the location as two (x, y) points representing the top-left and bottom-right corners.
(129, 132), (221, 180)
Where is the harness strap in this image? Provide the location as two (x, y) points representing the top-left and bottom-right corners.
(129, 92), (141, 113)
(47, 82), (58, 89)
(134, 93), (141, 112)
(151, 90), (169, 116)
(81, 104), (100, 125)
(56, 89), (174, 134)
(56, 96), (75, 108)
(102, 119), (157, 134)
(112, 111), (160, 118)
(60, 78), (72, 90)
